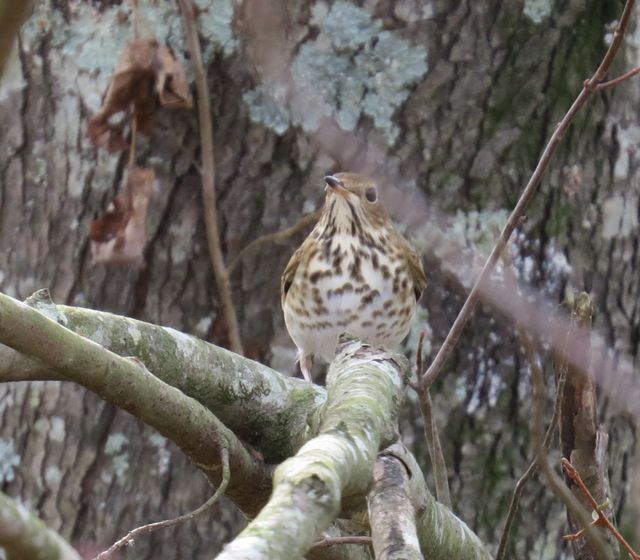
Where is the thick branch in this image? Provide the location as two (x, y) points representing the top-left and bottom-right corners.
(386, 444), (491, 560)
(0, 491), (81, 560)
(0, 290), (323, 461)
(0, 294), (491, 558)
(0, 291), (271, 515)
(368, 452), (423, 560)
(214, 338), (408, 560)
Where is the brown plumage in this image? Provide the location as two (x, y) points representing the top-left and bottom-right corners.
(281, 172), (426, 381)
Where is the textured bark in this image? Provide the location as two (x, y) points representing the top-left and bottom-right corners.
(368, 453), (423, 560)
(0, 299), (490, 560)
(1, 0), (639, 558)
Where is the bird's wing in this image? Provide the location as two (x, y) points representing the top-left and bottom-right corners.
(397, 234), (427, 302)
(408, 247), (427, 302)
(281, 237), (311, 307)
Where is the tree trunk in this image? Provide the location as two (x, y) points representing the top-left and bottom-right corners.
(0, 0), (638, 557)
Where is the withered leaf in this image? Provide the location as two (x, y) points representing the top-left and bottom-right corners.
(155, 44), (191, 108)
(89, 166), (154, 264)
(88, 39), (191, 151)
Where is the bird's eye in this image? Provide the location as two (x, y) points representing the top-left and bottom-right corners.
(365, 187), (378, 203)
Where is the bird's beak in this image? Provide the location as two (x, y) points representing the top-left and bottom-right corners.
(324, 175), (348, 197)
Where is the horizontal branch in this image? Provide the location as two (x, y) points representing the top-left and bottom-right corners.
(0, 291), (271, 515)
(0, 289), (324, 461)
(214, 338), (408, 560)
(0, 491), (81, 560)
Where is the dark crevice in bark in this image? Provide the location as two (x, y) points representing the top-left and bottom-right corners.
(129, 176), (184, 319)
(70, 401), (118, 543)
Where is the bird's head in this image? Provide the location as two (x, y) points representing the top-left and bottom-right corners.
(321, 173), (388, 233)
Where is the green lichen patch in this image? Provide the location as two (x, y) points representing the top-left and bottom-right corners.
(0, 439), (20, 484)
(523, 0), (552, 24)
(244, 1), (428, 144)
(20, 0), (238, 121)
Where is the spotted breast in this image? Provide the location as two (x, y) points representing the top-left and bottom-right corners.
(281, 172), (426, 381)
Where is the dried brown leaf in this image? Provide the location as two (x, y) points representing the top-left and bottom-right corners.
(88, 39), (191, 151)
(89, 167), (154, 264)
(155, 44), (191, 108)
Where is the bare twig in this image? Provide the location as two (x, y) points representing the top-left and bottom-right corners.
(496, 456), (538, 559)
(561, 458), (640, 559)
(496, 260), (555, 559)
(176, 0), (243, 355)
(311, 536), (373, 550)
(228, 210), (320, 274)
(93, 447), (230, 560)
(407, 331), (424, 392)
(495, 324), (559, 558)
(555, 293), (619, 558)
(413, 332), (451, 507)
(422, 0), (637, 389)
(495, 263), (610, 558)
(595, 65), (640, 90)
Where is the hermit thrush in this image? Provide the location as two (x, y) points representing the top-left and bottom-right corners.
(281, 173), (426, 381)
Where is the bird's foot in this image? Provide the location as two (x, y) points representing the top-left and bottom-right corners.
(298, 353), (314, 382)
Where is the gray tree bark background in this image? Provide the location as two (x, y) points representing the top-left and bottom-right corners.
(0, 0), (638, 558)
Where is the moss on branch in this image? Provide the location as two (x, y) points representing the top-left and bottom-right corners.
(1, 289), (323, 461)
(0, 292), (493, 558)
(214, 338), (408, 560)
(0, 490), (81, 560)
(0, 291), (271, 515)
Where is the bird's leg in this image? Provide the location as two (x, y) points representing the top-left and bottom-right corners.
(299, 352), (314, 382)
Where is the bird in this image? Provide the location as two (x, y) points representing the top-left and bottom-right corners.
(281, 172), (427, 381)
